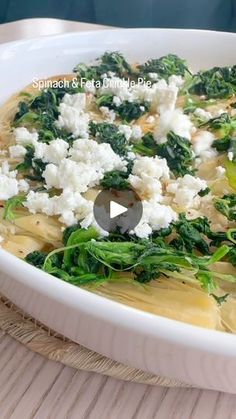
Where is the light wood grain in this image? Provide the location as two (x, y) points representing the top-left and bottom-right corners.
(0, 334), (236, 419)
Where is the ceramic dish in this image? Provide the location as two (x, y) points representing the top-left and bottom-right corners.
(0, 28), (236, 393)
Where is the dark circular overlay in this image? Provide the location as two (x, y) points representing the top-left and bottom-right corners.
(93, 189), (143, 234)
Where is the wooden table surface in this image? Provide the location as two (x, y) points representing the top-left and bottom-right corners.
(0, 18), (236, 419)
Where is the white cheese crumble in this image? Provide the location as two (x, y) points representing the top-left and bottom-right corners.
(14, 127), (38, 145)
(24, 189), (92, 226)
(168, 75), (184, 87)
(153, 109), (194, 143)
(131, 155), (169, 180)
(118, 125), (132, 141)
(131, 125), (143, 141)
(216, 166), (226, 178)
(228, 151), (234, 161)
(43, 139), (126, 193)
(128, 156), (169, 200)
(192, 131), (217, 162)
(99, 77), (132, 102)
(69, 138), (126, 172)
(43, 159), (100, 192)
(194, 108), (212, 122)
(9, 145), (26, 159)
(148, 72), (159, 81)
(34, 139), (69, 164)
(166, 174), (207, 209)
(100, 106), (116, 123)
(153, 79), (178, 114)
(0, 162), (29, 200)
(24, 188), (108, 236)
(132, 201), (178, 239)
(56, 93), (90, 138)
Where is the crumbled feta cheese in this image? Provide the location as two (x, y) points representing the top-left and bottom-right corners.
(14, 127), (38, 145)
(168, 75), (184, 87)
(153, 109), (194, 143)
(18, 179), (29, 193)
(167, 174), (207, 209)
(118, 125), (132, 141)
(99, 77), (132, 102)
(24, 188), (108, 235)
(43, 159), (100, 192)
(56, 93), (90, 138)
(192, 131), (217, 162)
(132, 201), (177, 238)
(84, 83), (96, 94)
(43, 138), (126, 193)
(146, 115), (155, 124)
(69, 138), (127, 172)
(62, 93), (86, 111)
(9, 145), (26, 159)
(0, 162), (19, 200)
(131, 125), (143, 141)
(129, 174), (162, 201)
(153, 79), (178, 114)
(34, 139), (69, 164)
(194, 108), (212, 122)
(216, 166), (226, 178)
(131, 155), (169, 180)
(228, 151), (234, 161)
(148, 72), (159, 81)
(113, 96), (122, 107)
(100, 106), (116, 123)
(128, 156), (169, 200)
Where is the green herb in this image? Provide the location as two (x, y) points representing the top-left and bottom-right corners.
(97, 95), (150, 122)
(171, 214), (210, 254)
(100, 170), (130, 190)
(157, 131), (194, 176)
(183, 96), (216, 114)
(189, 66), (236, 99)
(225, 160), (236, 190)
(198, 187), (210, 197)
(214, 194), (236, 221)
(25, 251), (47, 268)
(228, 247), (236, 266)
(138, 54), (190, 80)
(89, 121), (128, 155)
(133, 132), (194, 176)
(211, 293), (229, 305)
(16, 145), (46, 181)
(202, 113), (236, 138)
(3, 195), (25, 221)
(13, 85), (79, 143)
(74, 51), (133, 80)
(212, 136), (231, 152)
(116, 101), (149, 122)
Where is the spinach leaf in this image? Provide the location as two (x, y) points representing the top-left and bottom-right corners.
(97, 95), (150, 122)
(189, 66), (236, 99)
(214, 194), (236, 221)
(3, 195), (25, 221)
(138, 54), (190, 80)
(136, 131), (194, 176)
(16, 145), (46, 181)
(74, 51), (133, 80)
(89, 121), (128, 155)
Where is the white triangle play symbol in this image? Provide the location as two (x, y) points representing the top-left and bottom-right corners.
(110, 201), (128, 219)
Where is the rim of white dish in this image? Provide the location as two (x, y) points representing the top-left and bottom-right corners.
(0, 28), (236, 357)
(0, 27), (235, 50)
(1, 245), (236, 356)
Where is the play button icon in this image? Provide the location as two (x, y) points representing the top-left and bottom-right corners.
(110, 201), (127, 219)
(93, 189), (143, 233)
